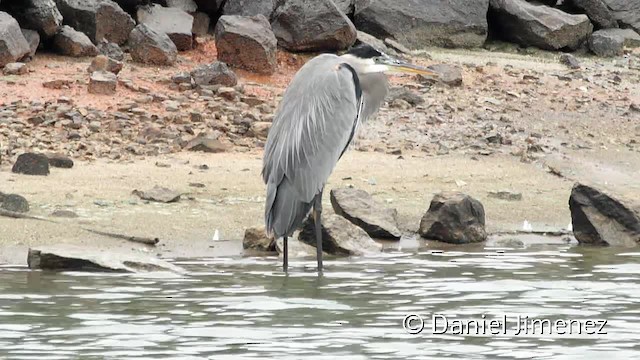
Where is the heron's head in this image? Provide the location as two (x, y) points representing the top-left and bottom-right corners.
(342, 44), (437, 77)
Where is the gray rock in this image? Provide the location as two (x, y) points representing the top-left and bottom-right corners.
(354, 0), (489, 49)
(330, 187), (402, 239)
(137, 4), (194, 50)
(184, 136), (230, 152)
(560, 53), (581, 69)
(172, 71), (192, 83)
(3, 62), (28, 75)
(97, 39), (124, 61)
(355, 31), (396, 56)
(243, 226), (275, 251)
(191, 12), (210, 36)
(299, 213), (383, 256)
(132, 185), (181, 203)
(223, 0), (274, 17)
(88, 54), (123, 74)
(589, 28), (640, 56)
(165, 0), (197, 12)
(601, 0), (640, 33)
(275, 237), (321, 258)
(569, 183), (640, 246)
(386, 87), (424, 107)
(425, 63), (463, 87)
(21, 28), (40, 57)
(570, 0), (619, 29)
(250, 121), (271, 139)
(53, 25), (99, 57)
(128, 23), (178, 65)
(12, 153), (50, 176)
(55, 0), (135, 45)
(50, 209), (79, 218)
(215, 15), (277, 74)
(28, 245), (185, 273)
(488, 190), (523, 201)
(272, 0), (357, 52)
(0, 12), (31, 67)
(15, 0), (63, 38)
(191, 61), (238, 86)
(0, 193), (29, 213)
(489, 0), (593, 50)
(419, 192), (487, 244)
(45, 153), (74, 168)
(89, 70), (118, 95)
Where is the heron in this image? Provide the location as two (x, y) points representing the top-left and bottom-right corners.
(262, 44), (436, 272)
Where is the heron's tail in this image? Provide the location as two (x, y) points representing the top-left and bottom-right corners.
(265, 176), (313, 238)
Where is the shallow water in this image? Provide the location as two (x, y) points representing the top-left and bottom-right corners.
(1, 245), (639, 359)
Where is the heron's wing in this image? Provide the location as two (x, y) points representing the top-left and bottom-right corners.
(263, 54), (362, 203)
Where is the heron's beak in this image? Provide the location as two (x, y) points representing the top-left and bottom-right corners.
(381, 58), (437, 77)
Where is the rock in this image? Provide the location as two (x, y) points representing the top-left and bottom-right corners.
(46, 153), (74, 168)
(386, 87), (424, 107)
(215, 15), (277, 74)
(355, 30), (396, 56)
(419, 192), (487, 244)
(330, 187), (402, 239)
(489, 0), (593, 50)
(12, 153), (50, 176)
(184, 136), (230, 153)
(3, 62), (28, 75)
(425, 64), (463, 87)
(50, 209), (79, 218)
(88, 54), (123, 74)
(354, 0), (489, 49)
(217, 86), (237, 100)
(13, 0), (63, 38)
(53, 25), (98, 57)
(275, 237), (321, 258)
(0, 193), (29, 213)
(28, 245), (185, 273)
(88, 70), (117, 95)
(559, 53), (581, 69)
(223, 0), (275, 17)
(56, 0), (135, 45)
(601, 0), (640, 33)
(132, 185), (181, 203)
(21, 28), (40, 57)
(191, 12), (210, 36)
(589, 28), (640, 56)
(271, 0), (357, 52)
(569, 183), (640, 246)
(570, 0), (619, 29)
(137, 4), (194, 50)
(97, 40), (124, 61)
(488, 190), (523, 201)
(243, 226), (275, 251)
(0, 12), (31, 67)
(299, 214), (383, 256)
(191, 61), (238, 86)
(42, 79), (72, 89)
(128, 24), (178, 65)
(165, 0), (198, 12)
(250, 121), (271, 139)
(172, 71), (192, 84)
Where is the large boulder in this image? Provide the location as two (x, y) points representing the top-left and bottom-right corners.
(271, 0), (357, 52)
(9, 0), (63, 38)
(12, 153), (50, 176)
(569, 183), (640, 247)
(354, 0), (489, 49)
(602, 0), (640, 33)
(419, 192), (487, 244)
(191, 61), (238, 86)
(330, 187), (402, 239)
(215, 15), (277, 74)
(570, 0), (619, 29)
(137, 4), (194, 50)
(489, 0), (593, 50)
(589, 28), (640, 56)
(0, 12), (31, 67)
(56, 0), (135, 45)
(165, 0), (198, 12)
(223, 0), (274, 17)
(53, 25), (98, 57)
(299, 214), (382, 256)
(128, 23), (178, 65)
(21, 28), (40, 57)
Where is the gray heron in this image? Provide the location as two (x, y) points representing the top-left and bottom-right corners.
(262, 44), (436, 272)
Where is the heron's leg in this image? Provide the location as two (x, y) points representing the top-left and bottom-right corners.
(314, 192), (323, 273)
(283, 236), (288, 273)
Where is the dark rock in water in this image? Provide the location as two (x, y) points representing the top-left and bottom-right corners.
(191, 12), (210, 36)
(299, 213), (382, 256)
(489, 0), (593, 50)
(56, 0), (135, 45)
(88, 70), (118, 95)
(97, 40), (124, 61)
(271, 0), (357, 52)
(354, 0), (489, 49)
(21, 28), (40, 58)
(569, 183), (640, 246)
(601, 0), (640, 33)
(223, 0), (274, 17)
(571, 0), (619, 29)
(419, 192), (487, 244)
(330, 187), (402, 239)
(191, 61), (238, 86)
(10, 0), (63, 38)
(424, 64), (463, 87)
(53, 25), (98, 57)
(28, 245), (185, 273)
(46, 153), (74, 168)
(137, 4), (194, 50)
(132, 185), (181, 203)
(0, 193), (29, 213)
(12, 153), (50, 176)
(128, 24), (178, 65)
(215, 15), (277, 74)
(559, 53), (581, 69)
(243, 226), (275, 252)
(0, 12), (31, 67)
(50, 209), (79, 218)
(184, 136), (230, 153)
(589, 28), (640, 56)
(387, 87), (424, 107)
